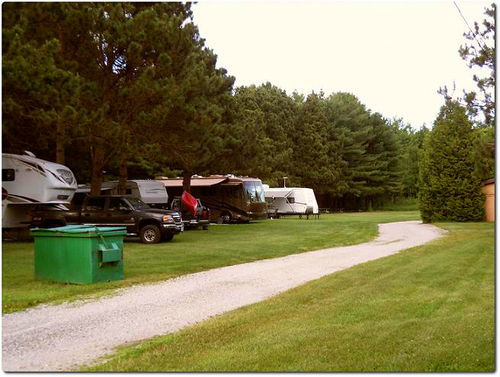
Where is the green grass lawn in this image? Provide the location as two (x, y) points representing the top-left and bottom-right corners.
(2, 211), (419, 313)
(84, 222), (494, 372)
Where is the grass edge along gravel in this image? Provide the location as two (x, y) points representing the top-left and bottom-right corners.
(3, 211), (419, 313)
(84, 222), (494, 372)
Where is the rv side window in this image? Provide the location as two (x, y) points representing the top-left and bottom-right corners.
(85, 197), (106, 211)
(2, 169), (15, 181)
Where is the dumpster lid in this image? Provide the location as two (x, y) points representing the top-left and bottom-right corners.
(31, 225), (127, 234)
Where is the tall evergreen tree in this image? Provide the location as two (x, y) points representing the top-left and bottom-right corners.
(391, 120), (429, 198)
(2, 3), (88, 164)
(221, 83), (296, 185)
(419, 101), (484, 222)
(326, 93), (371, 199)
(291, 92), (342, 196)
(361, 112), (401, 209)
(3, 3), (234, 194)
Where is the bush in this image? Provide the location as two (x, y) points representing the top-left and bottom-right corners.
(419, 101), (484, 222)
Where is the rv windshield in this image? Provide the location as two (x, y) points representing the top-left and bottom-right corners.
(127, 197), (150, 210)
(244, 181), (265, 203)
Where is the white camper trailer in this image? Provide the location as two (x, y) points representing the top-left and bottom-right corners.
(2, 153), (77, 228)
(264, 187), (319, 217)
(100, 180), (169, 207)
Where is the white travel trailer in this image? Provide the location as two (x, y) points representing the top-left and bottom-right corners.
(100, 180), (169, 207)
(264, 187), (319, 217)
(2, 153), (77, 228)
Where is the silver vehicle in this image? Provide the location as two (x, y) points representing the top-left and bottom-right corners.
(264, 187), (319, 218)
(2, 152), (77, 229)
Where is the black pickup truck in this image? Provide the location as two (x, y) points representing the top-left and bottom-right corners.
(30, 195), (183, 244)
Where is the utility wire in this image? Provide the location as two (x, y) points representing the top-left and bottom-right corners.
(453, 1), (485, 50)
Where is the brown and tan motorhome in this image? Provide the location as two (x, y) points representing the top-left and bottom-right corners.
(156, 175), (268, 223)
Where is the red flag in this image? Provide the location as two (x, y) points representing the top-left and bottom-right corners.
(181, 190), (198, 217)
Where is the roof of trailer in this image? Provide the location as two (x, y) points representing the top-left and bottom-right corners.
(158, 177), (228, 187)
(264, 187), (312, 198)
(157, 175), (262, 187)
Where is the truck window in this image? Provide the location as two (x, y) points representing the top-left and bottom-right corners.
(108, 197), (129, 211)
(85, 197), (105, 211)
(127, 197), (150, 210)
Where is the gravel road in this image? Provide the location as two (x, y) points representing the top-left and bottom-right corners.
(2, 221), (446, 371)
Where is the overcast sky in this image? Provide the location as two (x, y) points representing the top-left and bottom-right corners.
(192, 1), (490, 129)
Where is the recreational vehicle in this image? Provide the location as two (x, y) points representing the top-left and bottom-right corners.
(264, 187), (319, 217)
(2, 153), (77, 228)
(156, 175), (268, 223)
(101, 180), (169, 208)
(75, 180), (169, 208)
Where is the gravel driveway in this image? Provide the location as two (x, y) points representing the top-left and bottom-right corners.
(2, 220), (445, 371)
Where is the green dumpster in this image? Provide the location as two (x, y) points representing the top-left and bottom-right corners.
(30, 225), (126, 284)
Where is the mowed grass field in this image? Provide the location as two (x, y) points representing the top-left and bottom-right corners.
(85, 222), (494, 372)
(3, 211), (419, 313)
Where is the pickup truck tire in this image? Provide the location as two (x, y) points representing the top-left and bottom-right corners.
(140, 224), (161, 244)
(162, 233), (174, 242)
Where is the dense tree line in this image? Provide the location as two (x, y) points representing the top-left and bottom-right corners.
(2, 3), (493, 212)
(213, 85), (426, 210)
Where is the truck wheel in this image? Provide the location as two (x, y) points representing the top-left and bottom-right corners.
(140, 224), (161, 244)
(162, 233), (174, 242)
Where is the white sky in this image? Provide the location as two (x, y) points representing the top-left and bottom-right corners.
(192, 1), (491, 129)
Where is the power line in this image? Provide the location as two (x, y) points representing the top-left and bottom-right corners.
(453, 1), (485, 50)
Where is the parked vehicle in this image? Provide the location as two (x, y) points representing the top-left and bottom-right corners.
(264, 187), (319, 218)
(171, 195), (210, 230)
(156, 175), (268, 223)
(89, 180), (169, 208)
(2, 152), (77, 229)
(30, 195), (183, 244)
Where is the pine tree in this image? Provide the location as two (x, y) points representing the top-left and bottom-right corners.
(221, 83), (297, 185)
(292, 92), (342, 196)
(419, 101), (484, 222)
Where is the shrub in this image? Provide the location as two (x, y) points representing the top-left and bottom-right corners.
(419, 101), (484, 222)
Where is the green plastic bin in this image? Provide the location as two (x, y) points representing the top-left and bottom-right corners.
(30, 225), (126, 284)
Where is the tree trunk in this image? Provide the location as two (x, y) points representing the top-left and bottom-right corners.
(56, 119), (65, 164)
(182, 170), (191, 193)
(90, 144), (105, 195)
(117, 154), (128, 195)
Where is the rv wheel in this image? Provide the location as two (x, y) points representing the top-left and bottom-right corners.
(140, 224), (161, 244)
(219, 212), (232, 224)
